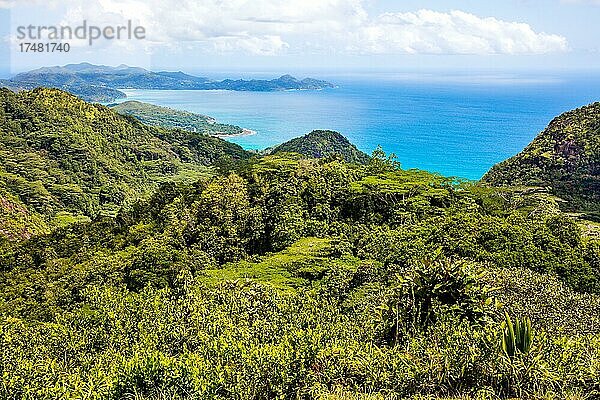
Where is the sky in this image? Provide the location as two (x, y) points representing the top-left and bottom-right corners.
(0, 0), (599, 77)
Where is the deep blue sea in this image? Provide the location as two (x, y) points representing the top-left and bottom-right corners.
(119, 72), (600, 180)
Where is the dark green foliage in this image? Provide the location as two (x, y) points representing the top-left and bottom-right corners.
(111, 100), (245, 136)
(3, 150), (596, 322)
(383, 257), (493, 344)
(268, 130), (370, 164)
(483, 102), (600, 211)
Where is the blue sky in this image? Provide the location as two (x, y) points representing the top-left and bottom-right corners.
(1, 0), (599, 77)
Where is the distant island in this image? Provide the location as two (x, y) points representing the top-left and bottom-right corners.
(0, 63), (335, 102)
(110, 101), (250, 137)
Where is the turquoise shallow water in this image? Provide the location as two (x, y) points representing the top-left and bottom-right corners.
(119, 72), (600, 180)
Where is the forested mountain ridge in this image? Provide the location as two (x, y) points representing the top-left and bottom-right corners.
(0, 63), (335, 102)
(110, 100), (245, 136)
(268, 129), (370, 164)
(483, 102), (600, 211)
(0, 87), (250, 238)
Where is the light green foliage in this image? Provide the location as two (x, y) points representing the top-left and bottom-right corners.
(203, 237), (333, 288)
(484, 267), (600, 336)
(51, 211), (91, 227)
(3, 281), (600, 399)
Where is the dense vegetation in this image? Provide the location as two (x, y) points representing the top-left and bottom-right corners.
(1, 93), (600, 399)
(1, 63), (335, 102)
(483, 102), (600, 213)
(0, 88), (249, 240)
(268, 130), (370, 164)
(111, 101), (244, 136)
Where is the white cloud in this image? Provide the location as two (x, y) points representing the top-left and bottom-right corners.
(352, 10), (568, 55)
(211, 35), (289, 56)
(6, 0), (569, 56)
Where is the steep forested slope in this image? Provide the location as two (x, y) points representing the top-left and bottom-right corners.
(483, 102), (600, 211)
(0, 88), (250, 229)
(269, 129), (370, 164)
(110, 101), (244, 136)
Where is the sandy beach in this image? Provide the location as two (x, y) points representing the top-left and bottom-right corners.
(212, 128), (257, 138)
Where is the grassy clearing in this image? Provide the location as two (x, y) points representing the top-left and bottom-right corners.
(202, 237), (334, 288)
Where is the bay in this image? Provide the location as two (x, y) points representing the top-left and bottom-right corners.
(119, 72), (600, 179)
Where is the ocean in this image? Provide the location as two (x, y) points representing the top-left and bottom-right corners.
(119, 71), (600, 180)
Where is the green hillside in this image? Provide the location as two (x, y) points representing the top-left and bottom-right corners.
(1, 95), (600, 399)
(269, 129), (370, 164)
(482, 102), (600, 212)
(0, 88), (250, 232)
(111, 101), (245, 136)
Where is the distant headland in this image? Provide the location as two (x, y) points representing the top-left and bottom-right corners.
(0, 63), (335, 102)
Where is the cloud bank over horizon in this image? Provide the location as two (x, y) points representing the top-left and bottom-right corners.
(4, 0), (569, 56)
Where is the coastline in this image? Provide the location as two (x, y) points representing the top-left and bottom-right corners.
(213, 128), (256, 138)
